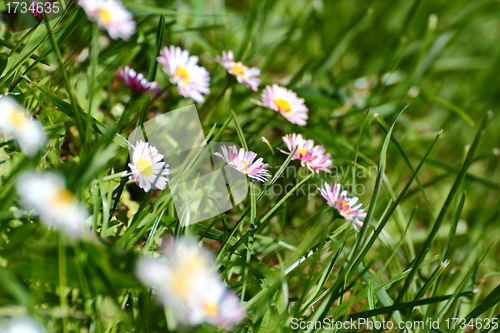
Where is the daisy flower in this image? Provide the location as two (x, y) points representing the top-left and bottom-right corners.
(317, 182), (367, 229)
(261, 84), (308, 126)
(1, 317), (45, 333)
(15, 171), (89, 238)
(305, 145), (333, 173)
(215, 50), (261, 91)
(117, 66), (162, 96)
(0, 96), (47, 157)
(278, 133), (332, 173)
(128, 140), (169, 192)
(135, 237), (245, 328)
(157, 46), (210, 103)
(78, 0), (136, 40)
(213, 145), (271, 182)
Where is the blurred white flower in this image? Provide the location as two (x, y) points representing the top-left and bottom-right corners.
(157, 46), (210, 103)
(128, 140), (169, 192)
(1, 317), (45, 333)
(0, 96), (47, 157)
(15, 171), (89, 238)
(136, 237), (245, 328)
(78, 0), (136, 40)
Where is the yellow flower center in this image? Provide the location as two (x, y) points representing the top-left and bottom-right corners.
(175, 67), (190, 83)
(203, 301), (219, 317)
(8, 110), (28, 130)
(51, 188), (74, 209)
(341, 201), (351, 213)
(230, 64), (245, 76)
(243, 162), (251, 173)
(298, 148), (308, 155)
(137, 157), (153, 177)
(275, 98), (292, 113)
(172, 274), (190, 297)
(170, 254), (207, 297)
(99, 8), (113, 24)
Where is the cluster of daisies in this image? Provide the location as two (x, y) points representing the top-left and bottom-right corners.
(0, 0), (368, 329)
(116, 44), (309, 125)
(0, 96), (244, 328)
(96, 2), (366, 229)
(81, 0), (308, 122)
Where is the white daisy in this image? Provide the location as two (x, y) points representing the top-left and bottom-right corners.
(157, 46), (210, 103)
(15, 171), (89, 238)
(317, 182), (367, 229)
(261, 84), (308, 126)
(2, 317), (45, 333)
(278, 133), (333, 173)
(78, 0), (136, 40)
(213, 145), (271, 182)
(135, 237), (245, 328)
(128, 140), (169, 192)
(216, 50), (261, 91)
(0, 96), (47, 157)
(117, 66), (163, 96)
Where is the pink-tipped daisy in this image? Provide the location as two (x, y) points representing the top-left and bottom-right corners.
(129, 140), (169, 192)
(317, 182), (367, 229)
(157, 46), (210, 103)
(213, 145), (271, 182)
(261, 84), (308, 126)
(117, 66), (163, 96)
(278, 133), (332, 173)
(216, 51), (261, 91)
(306, 145), (333, 173)
(78, 0), (136, 40)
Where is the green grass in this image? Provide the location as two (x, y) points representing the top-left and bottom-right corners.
(1, 0), (500, 332)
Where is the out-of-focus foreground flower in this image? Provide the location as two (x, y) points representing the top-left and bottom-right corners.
(261, 84), (308, 126)
(135, 237), (245, 328)
(216, 50), (261, 91)
(0, 316), (45, 333)
(0, 96), (47, 157)
(117, 66), (163, 96)
(128, 140), (169, 192)
(278, 133), (332, 173)
(157, 45), (210, 103)
(15, 171), (89, 238)
(78, 0), (136, 40)
(214, 145), (271, 182)
(317, 182), (367, 229)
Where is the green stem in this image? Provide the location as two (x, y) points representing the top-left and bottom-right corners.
(43, 13), (84, 144)
(241, 180), (257, 302)
(86, 21), (100, 153)
(58, 235), (68, 333)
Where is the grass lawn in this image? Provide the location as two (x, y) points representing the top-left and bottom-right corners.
(0, 0), (499, 332)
